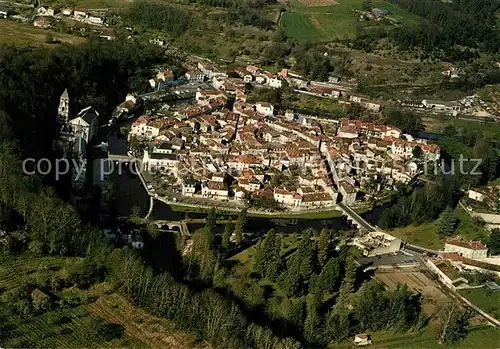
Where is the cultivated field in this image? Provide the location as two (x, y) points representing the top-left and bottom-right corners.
(87, 294), (207, 349)
(375, 270), (447, 300)
(299, 0), (338, 6)
(0, 20), (86, 47)
(0, 256), (202, 348)
(281, 0), (419, 42)
(52, 0), (132, 9)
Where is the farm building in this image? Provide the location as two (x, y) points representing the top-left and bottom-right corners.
(0, 7), (8, 18)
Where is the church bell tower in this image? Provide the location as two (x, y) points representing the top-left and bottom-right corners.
(58, 88), (70, 124)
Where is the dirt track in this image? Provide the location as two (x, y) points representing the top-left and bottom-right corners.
(299, 0), (338, 6)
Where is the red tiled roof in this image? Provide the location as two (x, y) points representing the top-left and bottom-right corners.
(445, 236), (487, 251)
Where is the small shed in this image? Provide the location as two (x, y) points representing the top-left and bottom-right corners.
(0, 7), (8, 19)
(354, 333), (372, 346)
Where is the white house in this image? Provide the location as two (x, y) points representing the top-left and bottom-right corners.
(422, 99), (461, 115)
(68, 107), (99, 144)
(274, 188), (301, 207)
(337, 126), (359, 139)
(37, 7), (51, 15)
(130, 116), (160, 140)
(468, 189), (486, 202)
(353, 334), (372, 346)
(142, 151), (179, 172)
(182, 178), (197, 196)
(88, 15), (104, 25)
(268, 77), (282, 89)
(185, 70), (204, 82)
(201, 181), (229, 199)
(255, 102), (274, 117)
(73, 8), (87, 18)
(444, 236), (488, 259)
(339, 180), (357, 204)
(0, 8), (8, 18)
(62, 8), (73, 16)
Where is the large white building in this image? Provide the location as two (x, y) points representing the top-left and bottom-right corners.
(255, 102), (274, 117)
(142, 151), (179, 172)
(444, 236), (488, 259)
(130, 116), (160, 140)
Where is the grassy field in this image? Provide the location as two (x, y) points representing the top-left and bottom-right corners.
(387, 222), (443, 250)
(0, 20), (86, 47)
(386, 206), (488, 250)
(460, 288), (500, 320)
(452, 118), (500, 140)
(281, 0), (419, 42)
(52, 0), (132, 8)
(331, 325), (500, 348)
(453, 206), (489, 242)
(371, 0), (420, 27)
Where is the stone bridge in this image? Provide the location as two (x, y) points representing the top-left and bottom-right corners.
(154, 220), (190, 237)
(337, 202), (376, 232)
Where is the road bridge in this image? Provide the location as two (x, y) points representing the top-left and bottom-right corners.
(337, 202), (376, 232)
(154, 220), (190, 237)
(108, 153), (134, 162)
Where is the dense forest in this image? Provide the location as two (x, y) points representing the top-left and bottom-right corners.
(125, 1), (191, 37)
(125, 0), (274, 34)
(388, 0), (500, 56)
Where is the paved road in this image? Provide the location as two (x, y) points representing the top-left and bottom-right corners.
(338, 202), (375, 231)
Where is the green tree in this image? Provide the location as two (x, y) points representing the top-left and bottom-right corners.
(317, 228), (329, 267)
(412, 146), (423, 159)
(435, 303), (471, 344)
(130, 205), (143, 224)
(326, 309), (351, 343)
(280, 254), (303, 297)
(314, 257), (341, 295)
(437, 207), (458, 236)
(233, 208), (247, 246)
(303, 295), (324, 346)
(288, 298), (305, 332)
(488, 229), (500, 255)
(31, 289), (51, 312)
(254, 229), (282, 280)
(204, 207), (217, 250)
(298, 231), (315, 282)
(337, 254), (357, 305)
(221, 218), (233, 252)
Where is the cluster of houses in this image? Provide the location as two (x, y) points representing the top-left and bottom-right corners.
(325, 118), (440, 203)
(124, 61), (443, 209)
(425, 236), (500, 291)
(32, 5), (107, 28)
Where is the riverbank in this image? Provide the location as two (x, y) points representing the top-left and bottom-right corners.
(167, 202), (345, 219)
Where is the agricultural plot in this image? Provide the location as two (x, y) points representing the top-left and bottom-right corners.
(53, 0), (132, 9)
(282, 0), (419, 42)
(375, 271), (447, 300)
(0, 20), (86, 47)
(0, 255), (70, 291)
(87, 294), (206, 349)
(6, 306), (145, 349)
(371, 0), (420, 27)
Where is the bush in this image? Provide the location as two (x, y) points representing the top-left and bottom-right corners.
(67, 259), (105, 289)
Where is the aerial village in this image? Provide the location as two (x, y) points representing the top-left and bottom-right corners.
(50, 57), (500, 300)
(113, 60), (443, 211)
